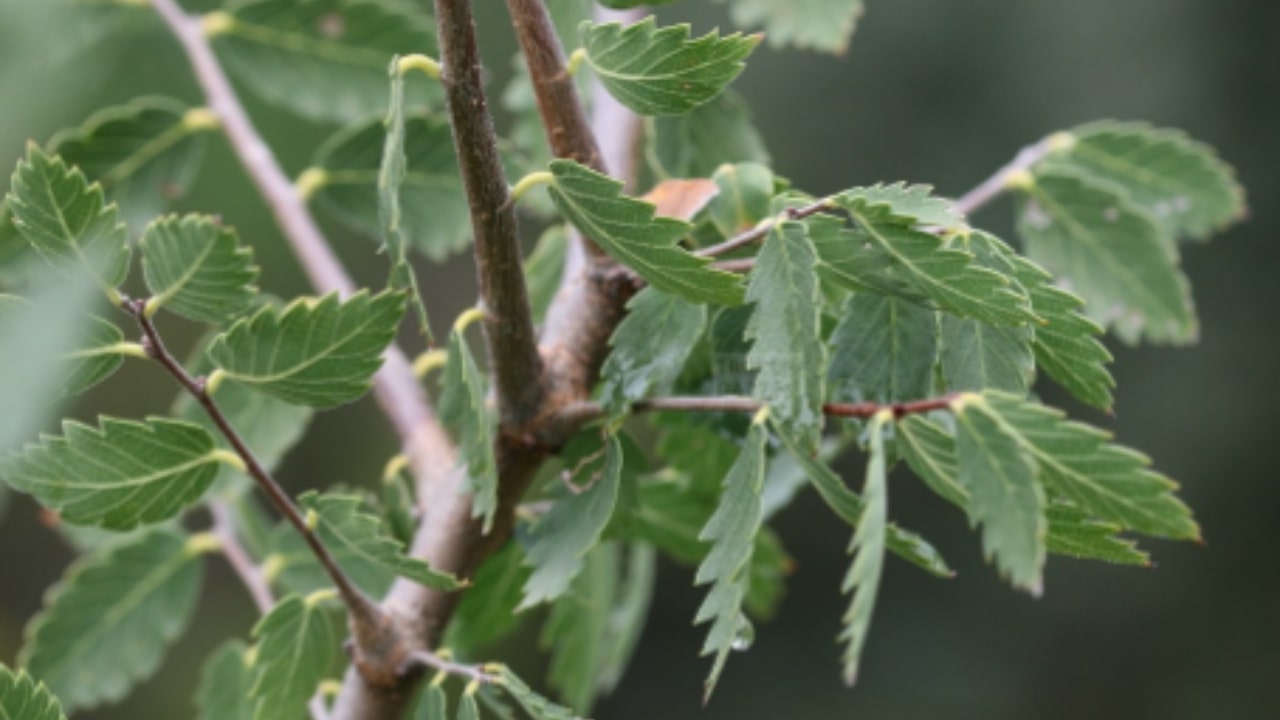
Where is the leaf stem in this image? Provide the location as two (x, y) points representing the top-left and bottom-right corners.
(696, 198), (837, 259)
(553, 393), (960, 428)
(209, 501), (274, 614)
(953, 132), (1074, 217)
(405, 650), (497, 685)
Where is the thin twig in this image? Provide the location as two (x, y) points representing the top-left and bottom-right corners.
(953, 133), (1065, 217)
(553, 394), (960, 429)
(405, 650), (497, 685)
(696, 198), (837, 259)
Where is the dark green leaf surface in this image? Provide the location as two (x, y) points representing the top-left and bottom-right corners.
(519, 435), (624, 609)
(493, 665), (583, 720)
(298, 491), (462, 591)
(524, 225), (567, 324)
(1044, 501), (1150, 567)
(746, 222), (826, 450)
(211, 0), (437, 123)
(827, 293), (938, 404)
(438, 316), (498, 533)
(580, 18), (759, 116)
(7, 146), (130, 290)
(839, 413), (890, 684)
(601, 288), (707, 415)
(141, 215), (258, 324)
(1015, 170), (1196, 344)
(1045, 121), (1245, 241)
(0, 665), (66, 720)
(20, 529), (206, 711)
(414, 684), (448, 720)
(207, 290), (405, 408)
(953, 394), (1046, 593)
(708, 162), (775, 237)
(648, 90), (770, 179)
(713, 0), (865, 53)
(547, 160), (743, 305)
(196, 640), (254, 720)
(249, 593), (340, 720)
(940, 313), (1034, 394)
(542, 543), (619, 713)
(1, 417), (223, 530)
(447, 543), (532, 653)
(836, 184), (965, 231)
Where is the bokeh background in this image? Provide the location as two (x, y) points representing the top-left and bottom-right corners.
(1, 1), (1277, 718)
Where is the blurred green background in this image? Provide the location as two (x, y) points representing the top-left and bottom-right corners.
(1, 0), (1277, 718)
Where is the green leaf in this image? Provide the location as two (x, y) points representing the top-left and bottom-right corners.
(694, 417), (768, 699)
(210, 0), (438, 123)
(772, 421), (954, 578)
(601, 288), (707, 415)
(895, 415), (970, 509)
(492, 665), (584, 720)
(0, 297), (132, 399)
(437, 316), (499, 533)
(48, 97), (212, 231)
(836, 194), (1036, 326)
(713, 0), (865, 54)
(447, 542), (532, 653)
(519, 435), (624, 609)
(310, 113), (468, 263)
(0, 665), (67, 720)
(546, 160), (744, 305)
(1044, 501), (1150, 567)
(249, 593), (340, 720)
(541, 543), (619, 713)
(837, 183), (965, 232)
(827, 293), (938, 403)
(1, 417), (224, 530)
(974, 391), (1199, 540)
(952, 394), (1046, 594)
(525, 225), (567, 324)
(940, 315), (1034, 394)
(1015, 170), (1196, 344)
(1044, 121), (1245, 241)
(808, 214), (928, 302)
(746, 222), (826, 450)
(196, 640), (255, 720)
(377, 61), (432, 339)
(708, 163), (775, 237)
(141, 215), (258, 324)
(414, 683), (448, 720)
(7, 145), (130, 291)
(208, 290), (405, 408)
(839, 412), (890, 685)
(20, 529), (206, 711)
(298, 491), (463, 591)
(456, 691), (480, 720)
(648, 90), (770, 179)
(984, 232), (1115, 410)
(594, 543), (656, 694)
(579, 18), (759, 116)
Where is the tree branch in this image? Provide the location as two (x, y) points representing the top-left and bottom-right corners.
(953, 133), (1068, 217)
(210, 501), (274, 614)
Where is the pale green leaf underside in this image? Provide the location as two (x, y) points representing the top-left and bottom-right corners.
(713, 0), (865, 54)
(7, 146), (131, 290)
(746, 222), (825, 450)
(647, 89), (770, 179)
(601, 288), (707, 415)
(141, 214), (258, 324)
(827, 292), (938, 404)
(212, 0), (438, 123)
(20, 529), (203, 711)
(208, 290), (405, 408)
(839, 414), (889, 685)
(0, 666), (66, 720)
(547, 160), (744, 305)
(298, 491), (462, 591)
(249, 594), (339, 720)
(438, 323), (498, 533)
(709, 162), (775, 237)
(0, 296), (128, 399)
(837, 183), (965, 232)
(940, 314), (1034, 395)
(196, 640), (254, 720)
(493, 665), (585, 720)
(1, 416), (221, 530)
(580, 18), (759, 116)
(1046, 120), (1245, 241)
(519, 435), (623, 609)
(540, 543), (624, 713)
(1016, 170), (1196, 345)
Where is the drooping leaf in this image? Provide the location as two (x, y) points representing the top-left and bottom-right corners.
(579, 18), (759, 116)
(827, 292), (938, 404)
(48, 97), (213, 231)
(414, 683), (448, 720)
(1, 417), (224, 530)
(456, 691), (480, 720)
(713, 0), (865, 54)
(648, 90), (771, 179)
(836, 194), (1036, 326)
(524, 225), (567, 324)
(546, 160), (744, 305)
(974, 391), (1199, 540)
(196, 640), (255, 720)
(7, 145), (130, 290)
(594, 543), (656, 694)
(492, 665), (584, 720)
(140, 215), (259, 324)
(248, 593), (340, 720)
(209, 0), (438, 123)
(1, 295), (131, 399)
(839, 412), (890, 685)
(298, 491), (463, 591)
(772, 421), (954, 578)
(207, 290), (405, 408)
(1014, 170), (1196, 344)
(952, 394), (1046, 594)
(1044, 501), (1150, 567)
(377, 62), (432, 339)
(1043, 121), (1245, 241)
(746, 222), (826, 450)
(894, 415), (970, 509)
(0, 665), (67, 720)
(694, 416), (768, 699)
(601, 288), (707, 415)
(541, 543), (619, 713)
(447, 542), (532, 653)
(20, 529), (208, 711)
(438, 314), (498, 533)
(708, 162), (775, 237)
(310, 113), (469, 263)
(519, 435), (624, 609)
